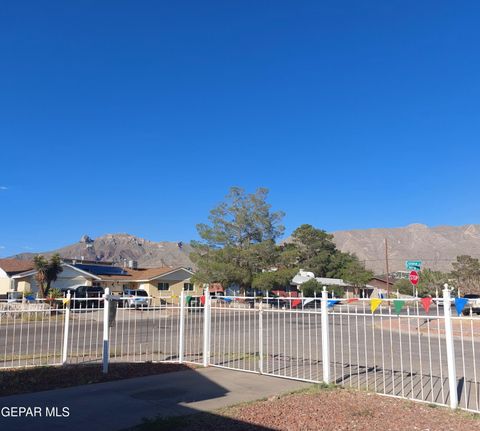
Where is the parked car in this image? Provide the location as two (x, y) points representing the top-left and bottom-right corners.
(62, 285), (105, 308)
(121, 289), (150, 308)
(6, 291), (23, 303)
(462, 294), (480, 315)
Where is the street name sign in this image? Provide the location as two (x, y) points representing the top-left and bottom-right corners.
(406, 260), (422, 271)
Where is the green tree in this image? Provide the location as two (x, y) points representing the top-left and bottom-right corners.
(191, 187), (285, 292)
(340, 258), (374, 295)
(450, 255), (480, 294)
(289, 224), (337, 276)
(299, 278), (323, 297)
(252, 268), (297, 292)
(287, 224), (373, 291)
(416, 269), (448, 297)
(195, 187), (284, 248)
(394, 278), (413, 296)
(34, 253), (63, 298)
(393, 270), (448, 297)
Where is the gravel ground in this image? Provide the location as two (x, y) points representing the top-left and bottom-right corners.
(135, 385), (480, 431)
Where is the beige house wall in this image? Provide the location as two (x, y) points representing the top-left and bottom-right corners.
(16, 280), (32, 294)
(98, 281), (138, 294)
(0, 278), (11, 295)
(143, 279), (202, 305)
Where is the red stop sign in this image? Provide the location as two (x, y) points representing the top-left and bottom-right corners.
(409, 270), (419, 285)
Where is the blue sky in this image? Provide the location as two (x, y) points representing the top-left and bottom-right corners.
(1, 1), (479, 256)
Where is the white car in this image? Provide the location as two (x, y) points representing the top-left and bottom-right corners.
(122, 289), (150, 308)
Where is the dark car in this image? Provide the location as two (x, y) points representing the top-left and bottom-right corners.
(63, 285), (105, 309)
(462, 294), (480, 315)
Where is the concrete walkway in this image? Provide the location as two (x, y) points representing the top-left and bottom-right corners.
(0, 367), (309, 431)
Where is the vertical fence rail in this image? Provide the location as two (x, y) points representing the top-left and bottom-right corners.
(179, 291), (185, 363)
(102, 287), (110, 374)
(321, 288), (330, 384)
(443, 287), (458, 409)
(203, 291), (211, 367)
(62, 291), (71, 364)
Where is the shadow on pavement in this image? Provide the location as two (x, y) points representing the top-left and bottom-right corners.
(0, 364), (278, 431)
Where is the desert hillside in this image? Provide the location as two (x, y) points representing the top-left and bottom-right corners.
(11, 224), (480, 274)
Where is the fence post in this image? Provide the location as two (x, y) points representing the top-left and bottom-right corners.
(443, 285), (458, 409)
(62, 290), (71, 365)
(259, 302), (264, 374)
(203, 289), (211, 367)
(102, 287), (110, 374)
(179, 290), (185, 363)
(321, 286), (330, 384)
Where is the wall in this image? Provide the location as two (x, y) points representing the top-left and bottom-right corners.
(15, 267), (93, 295)
(16, 280), (31, 294)
(0, 268), (12, 295)
(98, 281), (137, 294)
(143, 274), (202, 304)
(50, 266), (93, 290)
(0, 278), (11, 295)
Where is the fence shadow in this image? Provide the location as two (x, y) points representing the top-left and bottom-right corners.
(0, 364), (276, 431)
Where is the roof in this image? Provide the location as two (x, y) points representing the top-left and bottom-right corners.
(96, 267), (193, 282)
(0, 259), (35, 276)
(370, 276), (397, 284)
(292, 274), (350, 287)
(315, 277), (349, 287)
(11, 262), (194, 283)
(12, 263), (102, 281)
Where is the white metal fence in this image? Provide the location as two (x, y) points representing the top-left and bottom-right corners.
(1, 288), (479, 413)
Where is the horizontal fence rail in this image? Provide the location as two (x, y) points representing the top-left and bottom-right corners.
(1, 287), (479, 414)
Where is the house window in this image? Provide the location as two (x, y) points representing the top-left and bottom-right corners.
(183, 283), (194, 291)
(157, 282), (170, 291)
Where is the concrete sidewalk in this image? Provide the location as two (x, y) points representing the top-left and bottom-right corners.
(0, 367), (309, 431)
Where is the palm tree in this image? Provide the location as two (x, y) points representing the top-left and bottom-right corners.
(34, 254), (63, 298)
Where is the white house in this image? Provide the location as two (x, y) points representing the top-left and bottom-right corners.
(292, 269), (379, 298)
(12, 263), (101, 294)
(0, 259), (35, 296)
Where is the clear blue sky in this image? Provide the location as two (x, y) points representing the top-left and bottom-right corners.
(1, 1), (479, 256)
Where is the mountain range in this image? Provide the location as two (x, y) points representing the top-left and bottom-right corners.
(10, 223), (480, 274)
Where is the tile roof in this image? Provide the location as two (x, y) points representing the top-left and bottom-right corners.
(0, 259), (35, 275)
(97, 267), (185, 281)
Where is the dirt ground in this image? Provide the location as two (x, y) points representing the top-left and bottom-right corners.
(0, 362), (194, 397)
(136, 385), (480, 431)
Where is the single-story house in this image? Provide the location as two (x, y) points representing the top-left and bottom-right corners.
(368, 276), (397, 294)
(0, 259), (35, 296)
(291, 269), (381, 298)
(90, 265), (201, 304)
(11, 260), (202, 304)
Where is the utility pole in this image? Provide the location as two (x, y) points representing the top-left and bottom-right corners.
(385, 238), (390, 298)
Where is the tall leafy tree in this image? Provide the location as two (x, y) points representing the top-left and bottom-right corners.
(34, 253), (63, 298)
(340, 258), (374, 294)
(287, 224), (372, 284)
(191, 187), (285, 291)
(252, 268), (297, 292)
(450, 255), (480, 294)
(289, 224), (337, 276)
